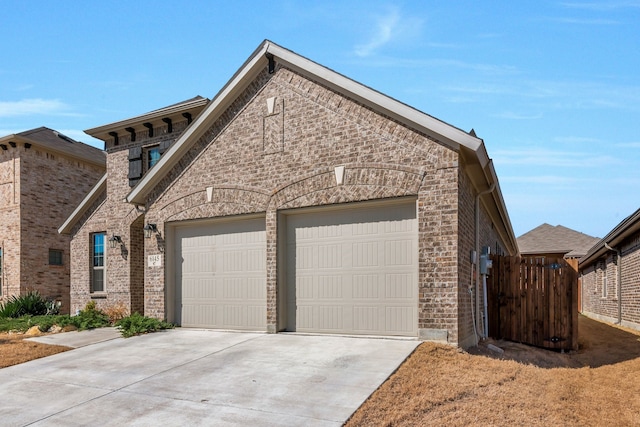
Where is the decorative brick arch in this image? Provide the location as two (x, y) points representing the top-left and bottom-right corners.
(270, 163), (426, 211)
(161, 186), (271, 223)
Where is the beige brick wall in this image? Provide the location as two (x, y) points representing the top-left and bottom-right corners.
(581, 230), (640, 331)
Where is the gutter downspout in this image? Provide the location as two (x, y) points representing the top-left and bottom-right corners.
(604, 242), (622, 325)
(475, 183), (496, 339)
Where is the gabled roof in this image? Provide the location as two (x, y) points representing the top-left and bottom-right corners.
(517, 223), (600, 258)
(580, 207), (640, 268)
(123, 40), (518, 254)
(0, 127), (106, 167)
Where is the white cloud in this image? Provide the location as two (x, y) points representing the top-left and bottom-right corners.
(355, 9), (400, 57)
(547, 17), (619, 25)
(354, 7), (422, 57)
(615, 141), (640, 148)
(493, 148), (619, 168)
(492, 111), (543, 120)
(553, 136), (601, 144)
(0, 98), (71, 117)
(560, 1), (640, 11)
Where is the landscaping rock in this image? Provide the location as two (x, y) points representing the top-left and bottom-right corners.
(25, 326), (42, 336)
(62, 325), (77, 332)
(48, 325), (63, 333)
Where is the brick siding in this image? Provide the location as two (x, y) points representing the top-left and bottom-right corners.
(581, 230), (640, 331)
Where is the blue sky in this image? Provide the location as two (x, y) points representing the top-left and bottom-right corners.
(1, 1), (639, 239)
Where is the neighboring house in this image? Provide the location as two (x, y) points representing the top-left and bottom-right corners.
(60, 40), (517, 348)
(517, 223), (600, 269)
(579, 208), (640, 331)
(0, 127), (105, 313)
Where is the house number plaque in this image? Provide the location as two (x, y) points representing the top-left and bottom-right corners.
(148, 254), (162, 267)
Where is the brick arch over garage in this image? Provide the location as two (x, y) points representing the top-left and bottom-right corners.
(159, 186), (271, 223)
(270, 163), (427, 211)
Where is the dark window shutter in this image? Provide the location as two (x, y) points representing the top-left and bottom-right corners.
(128, 147), (142, 187)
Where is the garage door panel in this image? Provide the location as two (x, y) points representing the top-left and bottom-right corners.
(385, 274), (413, 299)
(385, 240), (413, 266)
(176, 217), (266, 330)
(353, 275), (380, 298)
(287, 202), (418, 336)
(222, 305), (266, 329)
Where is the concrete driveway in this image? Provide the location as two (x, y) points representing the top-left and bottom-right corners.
(3, 330), (419, 426)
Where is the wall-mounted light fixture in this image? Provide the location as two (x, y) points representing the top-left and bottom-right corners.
(144, 223), (158, 239)
(108, 234), (123, 249)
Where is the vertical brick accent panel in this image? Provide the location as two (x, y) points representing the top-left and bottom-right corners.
(581, 230), (640, 331)
(0, 146), (104, 313)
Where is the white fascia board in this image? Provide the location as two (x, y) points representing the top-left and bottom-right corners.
(58, 174), (107, 234)
(126, 42), (271, 205)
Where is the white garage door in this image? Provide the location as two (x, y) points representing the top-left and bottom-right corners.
(175, 217), (266, 330)
(286, 202), (418, 336)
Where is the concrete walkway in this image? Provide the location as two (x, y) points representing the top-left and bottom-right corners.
(6, 329), (419, 426)
(27, 327), (122, 348)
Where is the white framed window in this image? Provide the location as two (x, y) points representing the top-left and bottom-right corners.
(144, 145), (161, 173)
(91, 233), (106, 293)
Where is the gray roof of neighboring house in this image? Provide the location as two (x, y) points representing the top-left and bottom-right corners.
(580, 207), (640, 268)
(517, 223), (600, 258)
(0, 127), (106, 167)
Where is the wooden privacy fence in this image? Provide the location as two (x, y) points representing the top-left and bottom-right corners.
(487, 255), (578, 351)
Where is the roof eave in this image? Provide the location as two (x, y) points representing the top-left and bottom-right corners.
(580, 208), (640, 268)
(0, 134), (105, 168)
(85, 97), (210, 141)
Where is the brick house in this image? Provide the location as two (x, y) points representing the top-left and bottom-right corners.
(61, 41), (517, 348)
(0, 127), (105, 312)
(579, 207), (640, 331)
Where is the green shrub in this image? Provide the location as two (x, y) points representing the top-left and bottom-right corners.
(66, 302), (110, 330)
(115, 312), (174, 338)
(0, 291), (49, 318)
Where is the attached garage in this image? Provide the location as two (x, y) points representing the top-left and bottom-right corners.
(283, 200), (418, 336)
(173, 216), (266, 330)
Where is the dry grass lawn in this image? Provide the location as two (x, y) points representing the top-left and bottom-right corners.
(0, 333), (69, 368)
(347, 315), (640, 426)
